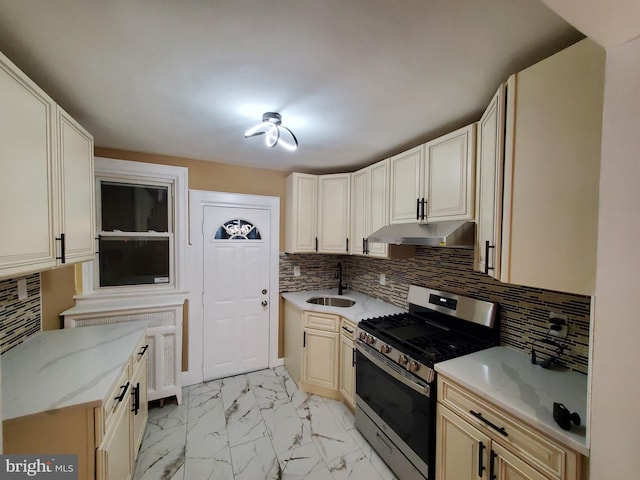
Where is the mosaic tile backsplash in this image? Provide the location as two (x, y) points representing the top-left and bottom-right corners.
(280, 247), (591, 374)
(0, 274), (41, 354)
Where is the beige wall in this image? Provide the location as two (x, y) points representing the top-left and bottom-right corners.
(41, 265), (76, 330)
(589, 37), (640, 478)
(94, 147), (288, 251)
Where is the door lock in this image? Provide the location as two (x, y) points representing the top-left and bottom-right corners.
(262, 289), (267, 295)
(261, 300), (268, 307)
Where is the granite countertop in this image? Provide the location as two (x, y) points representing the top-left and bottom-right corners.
(435, 346), (588, 456)
(281, 289), (405, 323)
(2, 322), (147, 421)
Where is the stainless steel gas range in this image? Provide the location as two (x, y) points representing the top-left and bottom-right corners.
(355, 285), (498, 480)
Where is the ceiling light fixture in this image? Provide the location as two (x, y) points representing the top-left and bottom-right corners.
(244, 112), (298, 151)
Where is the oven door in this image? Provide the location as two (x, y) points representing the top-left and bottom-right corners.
(355, 344), (435, 477)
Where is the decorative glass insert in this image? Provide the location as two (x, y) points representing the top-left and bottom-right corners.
(214, 219), (261, 240)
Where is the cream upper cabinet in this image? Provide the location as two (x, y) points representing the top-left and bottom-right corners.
(500, 39), (605, 295)
(285, 172), (350, 254)
(425, 124), (476, 222)
(285, 172), (318, 253)
(389, 145), (424, 224)
(350, 159), (389, 257)
(389, 126), (475, 225)
(57, 107), (95, 264)
(350, 167), (368, 255)
(0, 51), (95, 279)
(317, 173), (351, 254)
(474, 85), (506, 278)
(0, 51), (58, 277)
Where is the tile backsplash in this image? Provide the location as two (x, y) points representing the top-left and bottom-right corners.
(0, 274), (41, 354)
(280, 247), (591, 374)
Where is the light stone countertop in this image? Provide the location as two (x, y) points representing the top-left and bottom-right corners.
(281, 288), (405, 323)
(435, 346), (588, 456)
(2, 321), (147, 421)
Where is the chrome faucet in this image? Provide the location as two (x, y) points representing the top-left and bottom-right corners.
(335, 262), (347, 295)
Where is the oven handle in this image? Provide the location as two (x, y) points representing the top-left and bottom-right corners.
(356, 342), (431, 397)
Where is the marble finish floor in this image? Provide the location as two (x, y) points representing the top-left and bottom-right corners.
(133, 366), (398, 480)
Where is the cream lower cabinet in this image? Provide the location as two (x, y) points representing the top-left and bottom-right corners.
(436, 376), (583, 480)
(339, 319), (356, 409)
(3, 334), (149, 480)
(302, 311), (340, 399)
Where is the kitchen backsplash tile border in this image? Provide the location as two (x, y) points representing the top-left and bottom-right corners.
(280, 247), (590, 374)
(0, 273), (41, 354)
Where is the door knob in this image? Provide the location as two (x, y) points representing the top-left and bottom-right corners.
(261, 300), (268, 307)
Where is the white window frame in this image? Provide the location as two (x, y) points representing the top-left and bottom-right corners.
(78, 158), (188, 301)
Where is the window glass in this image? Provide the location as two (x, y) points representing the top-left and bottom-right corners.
(99, 236), (170, 287)
(101, 182), (169, 232)
(214, 219), (261, 240)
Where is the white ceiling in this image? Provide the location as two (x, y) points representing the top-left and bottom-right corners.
(0, 0), (582, 173)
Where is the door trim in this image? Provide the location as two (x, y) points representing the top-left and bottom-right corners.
(186, 190), (280, 386)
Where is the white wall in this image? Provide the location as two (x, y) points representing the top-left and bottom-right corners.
(590, 36), (640, 478)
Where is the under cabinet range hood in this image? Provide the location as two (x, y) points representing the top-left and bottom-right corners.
(367, 221), (475, 248)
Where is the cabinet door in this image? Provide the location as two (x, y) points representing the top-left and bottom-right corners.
(475, 85), (506, 278)
(389, 145), (424, 224)
(492, 443), (549, 480)
(339, 330), (355, 408)
(302, 328), (339, 390)
(317, 173), (350, 253)
(367, 159), (390, 257)
(0, 52), (58, 278)
(283, 300), (303, 387)
(130, 351), (148, 463)
(350, 168), (369, 255)
(436, 405), (491, 480)
(97, 393), (131, 480)
(285, 173), (317, 253)
(57, 107), (95, 264)
(501, 39), (604, 295)
(425, 124), (476, 222)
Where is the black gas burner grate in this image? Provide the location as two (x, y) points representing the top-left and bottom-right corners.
(360, 312), (495, 364)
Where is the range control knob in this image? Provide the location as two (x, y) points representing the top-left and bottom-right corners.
(380, 344), (391, 354)
(408, 361), (420, 373)
(358, 332), (368, 342)
(366, 335), (376, 345)
(399, 354), (409, 366)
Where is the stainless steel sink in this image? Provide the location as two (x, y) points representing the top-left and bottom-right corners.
(306, 296), (356, 307)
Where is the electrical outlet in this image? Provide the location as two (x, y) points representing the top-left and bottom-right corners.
(293, 266), (301, 277)
(379, 274), (386, 286)
(548, 313), (568, 338)
(17, 278), (27, 300)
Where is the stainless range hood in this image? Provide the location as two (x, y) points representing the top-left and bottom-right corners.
(367, 221), (475, 248)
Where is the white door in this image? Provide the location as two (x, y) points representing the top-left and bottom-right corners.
(202, 205), (271, 380)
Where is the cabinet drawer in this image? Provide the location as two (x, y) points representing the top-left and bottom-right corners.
(131, 335), (148, 375)
(340, 319), (356, 340)
(304, 312), (339, 332)
(98, 366), (131, 445)
(438, 377), (579, 480)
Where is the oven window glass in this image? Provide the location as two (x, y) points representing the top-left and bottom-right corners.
(356, 350), (434, 468)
